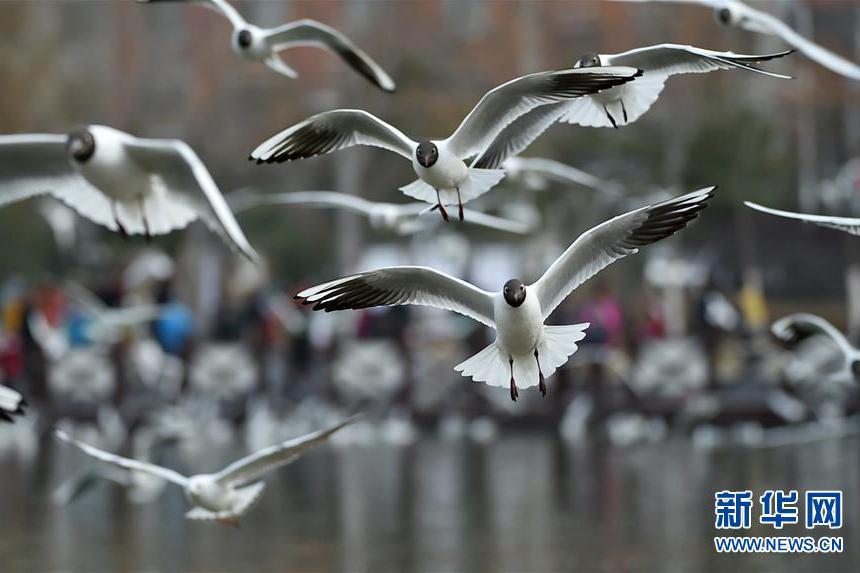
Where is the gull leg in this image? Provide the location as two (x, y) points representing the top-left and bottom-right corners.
(434, 188), (449, 222)
(509, 356), (518, 402)
(139, 196), (151, 243)
(218, 517), (241, 528)
(534, 348), (546, 397)
(621, 100), (628, 123)
(456, 186), (464, 221)
(603, 105), (618, 129)
(112, 201), (128, 239)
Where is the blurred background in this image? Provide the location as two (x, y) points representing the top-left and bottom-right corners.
(1, 1), (859, 571)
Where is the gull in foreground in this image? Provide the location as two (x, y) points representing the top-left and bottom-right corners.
(55, 416), (356, 525)
(230, 191), (534, 235)
(139, 0), (395, 92)
(772, 313), (860, 388)
(563, 44), (792, 128)
(0, 385), (26, 423)
(250, 66), (641, 220)
(0, 126), (257, 260)
(617, 0), (860, 80)
(746, 201), (860, 236)
(297, 187), (715, 401)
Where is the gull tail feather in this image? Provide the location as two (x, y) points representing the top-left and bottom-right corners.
(454, 323), (589, 390)
(398, 168), (505, 206)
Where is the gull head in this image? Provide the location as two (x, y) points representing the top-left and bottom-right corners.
(573, 53), (601, 69)
(66, 129), (96, 163)
(503, 279), (526, 308)
(415, 141), (439, 168)
(237, 29), (253, 49)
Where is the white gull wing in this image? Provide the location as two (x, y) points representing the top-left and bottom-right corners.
(123, 138), (258, 261)
(0, 385), (25, 422)
(297, 266), (496, 328)
(213, 416), (357, 487)
(532, 187), (714, 319)
(250, 109), (416, 164)
(771, 313), (860, 364)
(0, 134), (117, 230)
(470, 102), (571, 169)
(745, 201), (860, 236)
(54, 430), (188, 487)
(606, 44), (792, 79)
(503, 157), (622, 194)
(263, 19), (395, 93)
(451, 208), (535, 235)
(444, 66), (641, 160)
(230, 191), (377, 217)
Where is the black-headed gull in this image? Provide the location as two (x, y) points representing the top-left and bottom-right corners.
(250, 66), (642, 220)
(0, 126), (257, 260)
(746, 201), (860, 236)
(54, 416), (356, 525)
(138, 0), (396, 91)
(297, 187), (715, 401)
(0, 385), (26, 423)
(502, 156), (624, 195)
(618, 0), (860, 80)
(230, 190), (535, 235)
(772, 313), (860, 388)
(563, 44), (792, 128)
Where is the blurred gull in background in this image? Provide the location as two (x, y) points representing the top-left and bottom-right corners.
(0, 126), (257, 260)
(746, 201), (860, 236)
(138, 0), (397, 91)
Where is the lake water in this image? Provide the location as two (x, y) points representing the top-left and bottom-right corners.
(0, 429), (856, 572)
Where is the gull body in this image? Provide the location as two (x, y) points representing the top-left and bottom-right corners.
(0, 125), (257, 260)
(298, 188), (715, 401)
(616, 0), (860, 80)
(139, 0), (396, 91)
(251, 67), (642, 219)
(55, 416), (356, 524)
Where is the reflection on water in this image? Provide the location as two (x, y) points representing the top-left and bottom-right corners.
(1, 431), (857, 572)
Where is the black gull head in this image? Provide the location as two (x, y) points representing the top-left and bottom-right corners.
(66, 129), (96, 163)
(574, 53), (601, 69)
(415, 141), (439, 168)
(503, 279), (526, 308)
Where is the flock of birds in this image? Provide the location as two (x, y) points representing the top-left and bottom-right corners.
(1, 0), (859, 524)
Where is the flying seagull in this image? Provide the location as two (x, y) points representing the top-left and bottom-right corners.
(502, 156), (624, 195)
(138, 0), (396, 91)
(54, 416), (357, 525)
(0, 126), (257, 261)
(772, 313), (860, 388)
(615, 0), (860, 80)
(745, 201), (860, 236)
(562, 44), (792, 128)
(296, 187), (715, 401)
(250, 66), (642, 220)
(0, 385), (26, 423)
(230, 190), (535, 235)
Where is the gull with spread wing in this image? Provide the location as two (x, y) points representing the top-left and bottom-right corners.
(250, 66), (642, 220)
(0, 126), (257, 261)
(772, 313), (860, 388)
(562, 43), (792, 128)
(0, 385), (26, 424)
(746, 201), (860, 236)
(138, 0), (396, 91)
(55, 416), (356, 525)
(616, 0), (860, 80)
(230, 191), (534, 236)
(297, 187), (715, 401)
